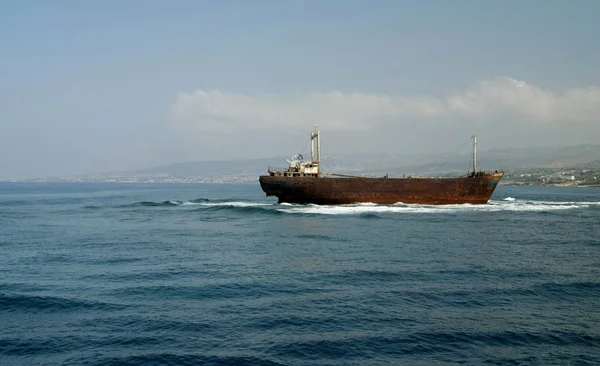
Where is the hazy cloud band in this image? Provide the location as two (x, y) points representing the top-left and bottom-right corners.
(170, 77), (600, 132)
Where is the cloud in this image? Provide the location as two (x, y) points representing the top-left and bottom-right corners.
(169, 77), (600, 133)
(446, 77), (600, 122)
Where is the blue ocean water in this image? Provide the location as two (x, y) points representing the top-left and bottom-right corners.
(0, 182), (599, 365)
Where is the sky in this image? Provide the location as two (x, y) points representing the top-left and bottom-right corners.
(1, 0), (599, 179)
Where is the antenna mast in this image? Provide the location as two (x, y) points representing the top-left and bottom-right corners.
(317, 127), (321, 172)
(472, 135), (477, 175)
(311, 125), (320, 176)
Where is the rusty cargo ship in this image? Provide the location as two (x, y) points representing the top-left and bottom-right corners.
(259, 127), (503, 205)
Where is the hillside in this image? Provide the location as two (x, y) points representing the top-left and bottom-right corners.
(128, 144), (600, 177)
(10, 144), (600, 183)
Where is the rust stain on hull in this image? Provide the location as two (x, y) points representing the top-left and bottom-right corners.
(259, 173), (504, 205)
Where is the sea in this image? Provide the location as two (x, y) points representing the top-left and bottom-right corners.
(0, 182), (598, 365)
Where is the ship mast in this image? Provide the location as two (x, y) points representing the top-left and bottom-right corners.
(472, 135), (477, 175)
(317, 127), (321, 172)
(310, 125), (321, 176)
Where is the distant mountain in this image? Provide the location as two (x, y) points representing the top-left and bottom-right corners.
(124, 143), (600, 178)
(480, 144), (600, 170)
(580, 159), (600, 169)
(18, 143), (597, 182)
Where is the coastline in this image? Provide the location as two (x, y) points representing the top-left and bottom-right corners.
(500, 182), (600, 187)
(1, 179), (598, 187)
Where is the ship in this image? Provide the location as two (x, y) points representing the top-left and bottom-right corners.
(259, 126), (504, 205)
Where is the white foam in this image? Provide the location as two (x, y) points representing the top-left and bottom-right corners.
(170, 198), (599, 214)
(199, 201), (271, 207)
(274, 199), (597, 215)
(181, 201), (202, 206)
(173, 200), (272, 207)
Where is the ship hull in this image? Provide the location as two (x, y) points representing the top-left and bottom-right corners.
(259, 173), (504, 205)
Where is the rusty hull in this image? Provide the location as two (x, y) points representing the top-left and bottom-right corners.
(259, 172), (504, 205)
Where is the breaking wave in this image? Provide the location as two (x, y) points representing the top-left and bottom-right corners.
(135, 200), (181, 207)
(197, 204), (285, 217)
(89, 197), (600, 216)
(102, 198), (270, 209)
(274, 199), (600, 215)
